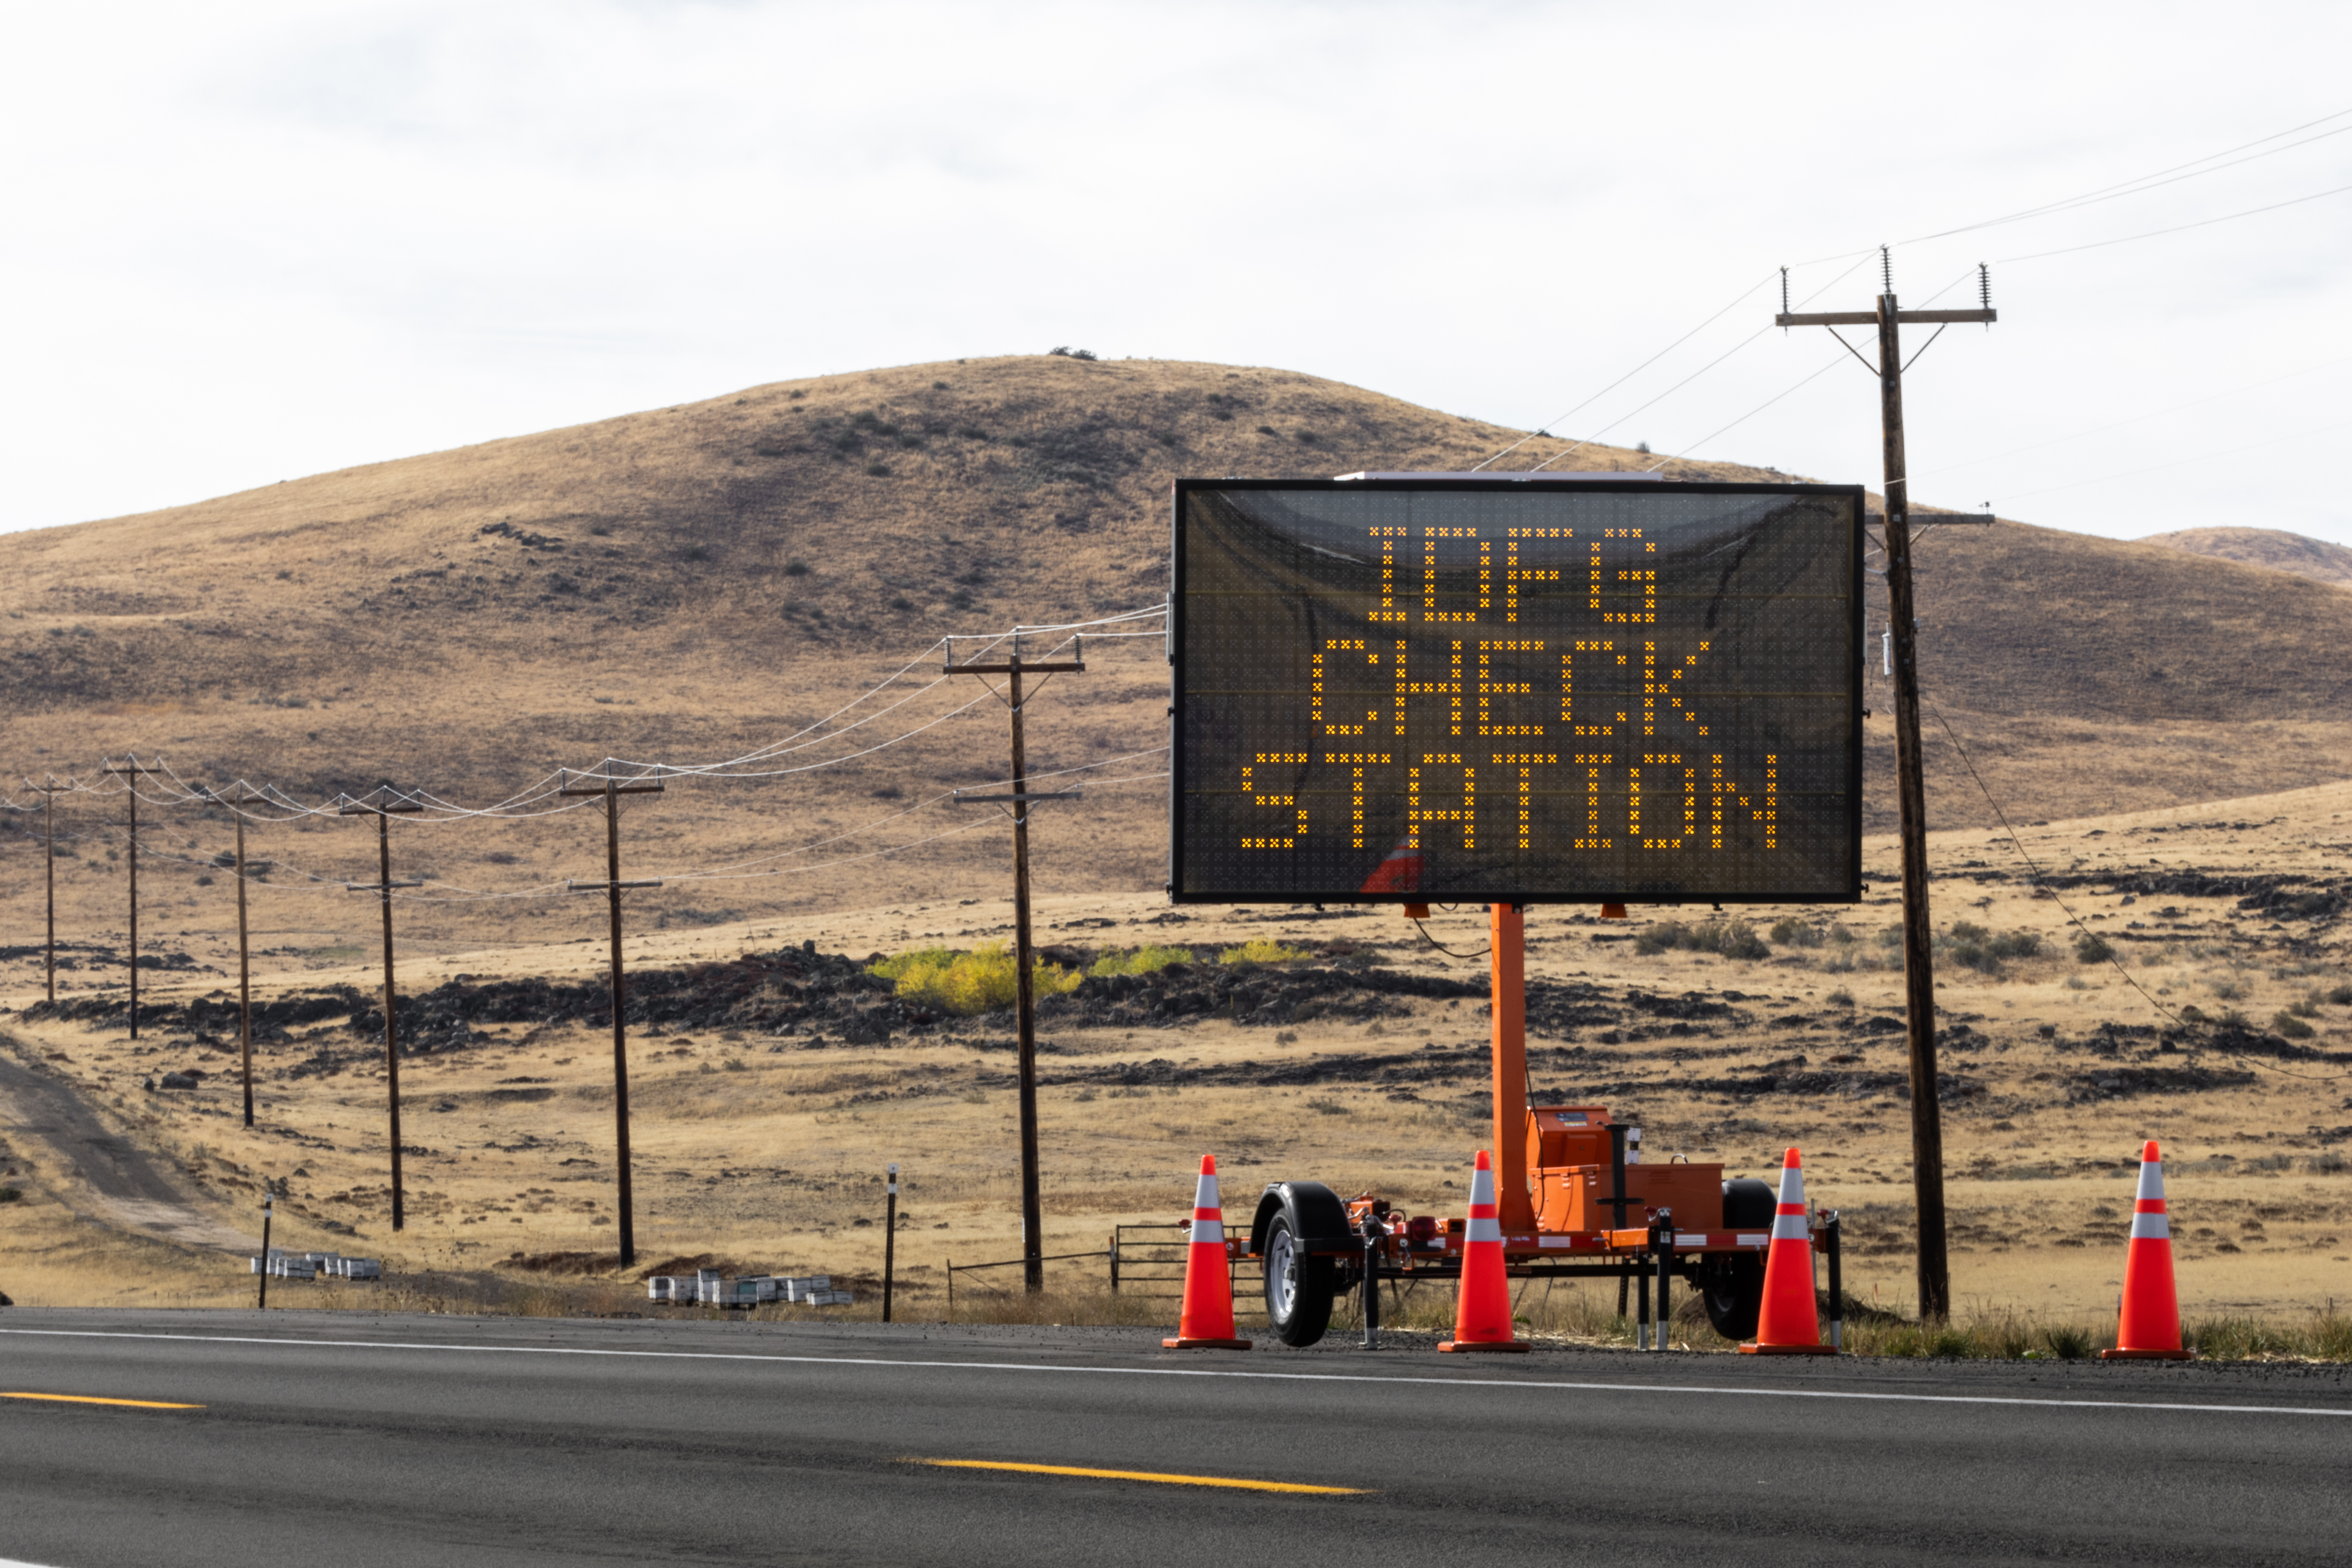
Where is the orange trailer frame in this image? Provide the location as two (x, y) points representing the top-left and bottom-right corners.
(1229, 904), (1843, 1348)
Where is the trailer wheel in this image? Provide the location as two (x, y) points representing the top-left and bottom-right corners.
(1263, 1212), (1336, 1347)
(1697, 1254), (1766, 1340)
(1700, 1176), (1778, 1340)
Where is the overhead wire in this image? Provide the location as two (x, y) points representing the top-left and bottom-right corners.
(1907, 350), (2352, 481)
(1468, 273), (1782, 471)
(1644, 266), (1979, 474)
(1641, 353), (1844, 473)
(1903, 107), (2352, 244)
(6, 601), (1169, 823)
(1921, 694), (2347, 1083)
(1523, 251), (1886, 474)
(1996, 178), (2352, 265)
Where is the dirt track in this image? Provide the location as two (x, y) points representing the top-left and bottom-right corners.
(0, 1034), (256, 1253)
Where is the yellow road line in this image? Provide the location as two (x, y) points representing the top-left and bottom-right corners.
(1, 1392), (203, 1410)
(910, 1458), (1364, 1494)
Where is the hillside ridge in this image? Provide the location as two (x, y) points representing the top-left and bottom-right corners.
(2139, 525), (2352, 588)
(1, 353), (2347, 967)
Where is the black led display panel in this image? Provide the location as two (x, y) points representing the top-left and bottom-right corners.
(1171, 478), (1863, 905)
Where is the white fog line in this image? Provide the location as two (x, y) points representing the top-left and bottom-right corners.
(2, 1327), (2346, 1418)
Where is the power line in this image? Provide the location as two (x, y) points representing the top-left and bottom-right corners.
(1996, 178), (2352, 265)
(1523, 252), (1885, 473)
(1473, 111), (2352, 482)
(1469, 273), (1780, 471)
(1641, 352), (1844, 472)
(1633, 265), (1978, 475)
(1903, 106), (2352, 245)
(4, 603), (1169, 826)
(1909, 349), (2352, 482)
(1922, 695), (2348, 1083)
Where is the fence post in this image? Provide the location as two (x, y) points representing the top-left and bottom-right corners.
(1108, 1229), (1119, 1294)
(883, 1163), (898, 1324)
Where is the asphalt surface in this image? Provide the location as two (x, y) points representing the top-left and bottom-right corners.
(0, 1309), (2347, 1567)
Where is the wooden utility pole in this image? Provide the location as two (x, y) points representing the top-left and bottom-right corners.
(558, 765), (665, 1269)
(29, 778), (66, 1004)
(100, 758), (167, 1039)
(1777, 249), (1995, 1322)
(214, 785), (266, 1128)
(948, 638), (1085, 1293)
(339, 791), (425, 1232)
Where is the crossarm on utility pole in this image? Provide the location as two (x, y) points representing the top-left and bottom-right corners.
(1781, 309), (1995, 326)
(948, 646), (1086, 1293)
(100, 758), (168, 1040)
(338, 793), (426, 1233)
(1770, 252), (1995, 1322)
(948, 790), (1084, 804)
(557, 768), (667, 1269)
(30, 780), (67, 1006)
(1875, 294), (1952, 1324)
(218, 786), (266, 1127)
(945, 662), (1086, 675)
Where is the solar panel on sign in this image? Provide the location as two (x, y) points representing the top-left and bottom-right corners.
(1169, 477), (1864, 905)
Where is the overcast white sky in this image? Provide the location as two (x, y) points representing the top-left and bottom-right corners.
(3, 1), (2347, 543)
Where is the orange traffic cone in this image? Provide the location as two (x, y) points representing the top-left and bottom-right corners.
(2102, 1140), (2192, 1361)
(1742, 1147), (1834, 1355)
(1440, 1150), (1528, 1353)
(1360, 837), (1425, 897)
(1163, 1155), (1251, 1350)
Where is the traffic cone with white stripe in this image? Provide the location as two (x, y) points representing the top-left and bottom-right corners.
(1439, 1149), (1528, 1353)
(1163, 1155), (1251, 1350)
(1359, 836), (1424, 897)
(1741, 1147), (1834, 1355)
(2101, 1140), (2192, 1361)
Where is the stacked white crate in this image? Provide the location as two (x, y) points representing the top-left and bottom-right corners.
(642, 1271), (852, 1307)
(250, 1251), (317, 1280)
(248, 1249), (379, 1281)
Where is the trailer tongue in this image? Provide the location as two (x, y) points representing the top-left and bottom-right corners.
(1236, 904), (1839, 1348)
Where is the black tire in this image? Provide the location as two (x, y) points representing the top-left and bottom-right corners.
(1701, 1177), (1777, 1340)
(1697, 1253), (1766, 1340)
(1263, 1211), (1337, 1347)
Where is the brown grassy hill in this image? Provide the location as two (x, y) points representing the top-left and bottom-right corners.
(1894, 519), (2352, 829)
(1, 353), (2349, 986)
(2138, 526), (2352, 588)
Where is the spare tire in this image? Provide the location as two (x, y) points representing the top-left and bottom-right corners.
(1721, 1176), (1775, 1231)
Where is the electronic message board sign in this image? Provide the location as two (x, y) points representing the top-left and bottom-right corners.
(1170, 477), (1862, 905)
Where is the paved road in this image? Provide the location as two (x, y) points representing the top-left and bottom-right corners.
(0, 1310), (2347, 1567)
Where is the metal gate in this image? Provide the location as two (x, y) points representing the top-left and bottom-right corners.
(1110, 1222), (1266, 1320)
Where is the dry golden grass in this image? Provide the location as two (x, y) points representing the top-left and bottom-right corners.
(7, 354), (2352, 1003)
(2141, 526), (2352, 588)
(3, 776), (2348, 1347)
(2, 353), (2350, 1350)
